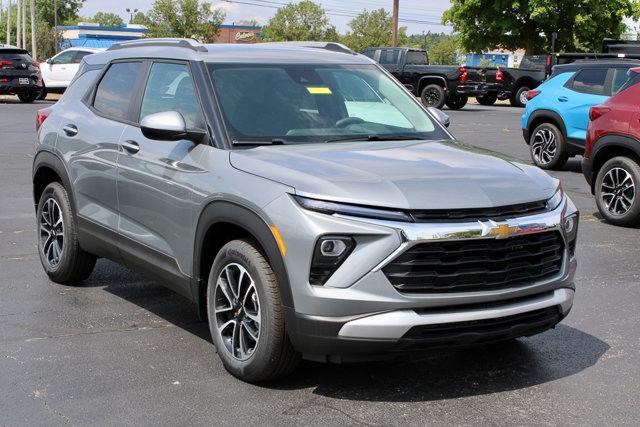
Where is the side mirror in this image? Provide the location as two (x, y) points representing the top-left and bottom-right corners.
(427, 107), (450, 128)
(46, 58), (53, 64)
(140, 111), (205, 142)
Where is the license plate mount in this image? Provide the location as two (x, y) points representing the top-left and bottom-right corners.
(19, 78), (30, 85)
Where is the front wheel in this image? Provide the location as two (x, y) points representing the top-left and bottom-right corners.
(420, 84), (446, 109)
(207, 239), (300, 382)
(510, 86), (530, 108)
(529, 122), (568, 170)
(445, 94), (468, 110)
(476, 92), (498, 105)
(37, 182), (96, 283)
(18, 92), (38, 103)
(595, 157), (640, 227)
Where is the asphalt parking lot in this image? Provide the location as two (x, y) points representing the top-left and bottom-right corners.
(1, 98), (639, 425)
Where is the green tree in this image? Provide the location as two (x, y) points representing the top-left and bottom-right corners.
(131, 11), (150, 26)
(341, 9), (410, 52)
(35, 0), (85, 27)
(261, 0), (337, 42)
(428, 35), (461, 65)
(92, 12), (124, 27)
(443, 0), (640, 55)
(146, 0), (225, 42)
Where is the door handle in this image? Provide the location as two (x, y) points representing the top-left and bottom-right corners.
(558, 96), (568, 102)
(121, 140), (140, 154)
(62, 124), (78, 137)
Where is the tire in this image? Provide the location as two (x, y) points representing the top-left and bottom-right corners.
(420, 84), (446, 109)
(36, 182), (96, 284)
(510, 86), (530, 108)
(529, 122), (568, 170)
(445, 94), (468, 110)
(207, 239), (300, 382)
(595, 156), (640, 227)
(38, 86), (48, 101)
(476, 92), (498, 106)
(18, 92), (38, 103)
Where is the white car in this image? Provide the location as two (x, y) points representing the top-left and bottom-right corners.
(41, 47), (105, 93)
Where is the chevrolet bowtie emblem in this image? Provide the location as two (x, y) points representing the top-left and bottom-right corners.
(480, 221), (518, 238)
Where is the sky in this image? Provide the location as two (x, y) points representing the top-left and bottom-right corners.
(80, 0), (454, 34)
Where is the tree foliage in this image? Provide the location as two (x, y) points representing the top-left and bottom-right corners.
(35, 0), (85, 27)
(91, 12), (124, 28)
(261, 0), (337, 42)
(131, 11), (150, 26)
(443, 0), (640, 55)
(146, 0), (225, 42)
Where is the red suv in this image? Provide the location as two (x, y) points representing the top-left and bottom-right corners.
(583, 67), (640, 226)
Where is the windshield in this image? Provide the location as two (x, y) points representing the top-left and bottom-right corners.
(207, 63), (449, 144)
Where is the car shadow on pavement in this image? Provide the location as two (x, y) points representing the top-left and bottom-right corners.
(264, 325), (608, 402)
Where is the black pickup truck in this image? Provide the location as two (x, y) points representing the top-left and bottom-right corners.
(362, 47), (487, 110)
(475, 55), (547, 107)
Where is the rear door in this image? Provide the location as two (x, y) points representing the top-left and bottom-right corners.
(562, 68), (610, 141)
(58, 60), (147, 260)
(116, 61), (207, 283)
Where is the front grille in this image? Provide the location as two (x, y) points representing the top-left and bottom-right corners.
(400, 306), (561, 348)
(410, 200), (548, 222)
(383, 231), (564, 293)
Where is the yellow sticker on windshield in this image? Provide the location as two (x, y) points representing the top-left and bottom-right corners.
(306, 87), (332, 95)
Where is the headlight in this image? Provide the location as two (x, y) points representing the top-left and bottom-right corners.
(546, 185), (564, 211)
(309, 235), (355, 285)
(293, 195), (412, 222)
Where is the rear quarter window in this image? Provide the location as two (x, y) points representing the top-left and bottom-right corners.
(569, 68), (608, 95)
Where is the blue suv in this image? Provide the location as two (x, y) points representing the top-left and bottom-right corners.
(522, 61), (640, 169)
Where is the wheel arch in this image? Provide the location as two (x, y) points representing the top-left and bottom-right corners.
(525, 110), (567, 145)
(417, 75), (447, 94)
(191, 200), (293, 320)
(589, 135), (640, 194)
(513, 76), (538, 91)
(32, 150), (74, 213)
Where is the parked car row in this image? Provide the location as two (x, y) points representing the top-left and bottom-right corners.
(0, 45), (103, 103)
(522, 58), (640, 226)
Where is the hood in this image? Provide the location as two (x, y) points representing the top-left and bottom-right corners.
(230, 140), (557, 210)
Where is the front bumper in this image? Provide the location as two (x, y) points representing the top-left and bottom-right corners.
(264, 193), (578, 360)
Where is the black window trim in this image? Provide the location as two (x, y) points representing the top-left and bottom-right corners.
(564, 66), (632, 96)
(86, 58), (150, 126)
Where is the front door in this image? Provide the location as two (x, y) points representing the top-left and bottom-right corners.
(116, 61), (207, 285)
(47, 50), (76, 87)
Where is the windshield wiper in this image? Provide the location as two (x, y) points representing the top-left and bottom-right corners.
(232, 138), (287, 146)
(324, 134), (425, 143)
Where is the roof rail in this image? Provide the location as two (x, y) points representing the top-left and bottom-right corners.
(107, 38), (208, 53)
(259, 41), (356, 55)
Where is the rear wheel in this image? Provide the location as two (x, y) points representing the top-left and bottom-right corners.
(445, 94), (468, 110)
(476, 92), (498, 105)
(529, 122), (568, 170)
(510, 86), (530, 107)
(595, 157), (640, 227)
(207, 239), (300, 382)
(420, 84), (446, 109)
(18, 92), (38, 103)
(37, 182), (96, 283)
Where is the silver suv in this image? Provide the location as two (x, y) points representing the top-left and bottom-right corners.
(32, 39), (578, 382)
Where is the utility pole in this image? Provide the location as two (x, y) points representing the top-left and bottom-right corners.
(15, 0), (19, 47)
(5, 0), (9, 46)
(21, 0), (26, 49)
(391, 0), (399, 47)
(30, 0), (35, 58)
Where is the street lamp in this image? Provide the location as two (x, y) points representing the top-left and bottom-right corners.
(126, 8), (138, 24)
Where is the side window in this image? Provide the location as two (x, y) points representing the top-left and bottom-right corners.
(93, 61), (145, 121)
(570, 69), (607, 95)
(72, 51), (92, 64)
(611, 68), (631, 94)
(51, 50), (75, 65)
(379, 49), (400, 65)
(406, 51), (428, 65)
(140, 62), (203, 129)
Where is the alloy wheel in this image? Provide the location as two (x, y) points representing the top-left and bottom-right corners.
(531, 128), (557, 165)
(601, 167), (635, 215)
(519, 90), (529, 105)
(39, 197), (64, 268)
(214, 263), (261, 361)
(424, 88), (440, 106)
